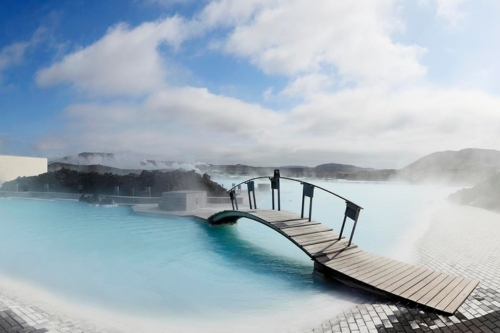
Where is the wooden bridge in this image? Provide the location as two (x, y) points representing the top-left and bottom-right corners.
(206, 170), (479, 316)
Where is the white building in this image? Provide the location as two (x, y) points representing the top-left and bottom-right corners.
(0, 155), (47, 183)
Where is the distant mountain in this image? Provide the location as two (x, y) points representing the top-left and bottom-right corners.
(396, 148), (500, 185)
(48, 162), (143, 175)
(314, 163), (375, 174)
(199, 163), (394, 180)
(448, 172), (500, 211)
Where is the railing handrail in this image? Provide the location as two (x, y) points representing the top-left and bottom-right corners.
(226, 175), (363, 209)
(226, 170), (364, 246)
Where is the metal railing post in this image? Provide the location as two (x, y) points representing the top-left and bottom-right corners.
(247, 181), (256, 209)
(339, 202), (361, 246)
(338, 215), (347, 240)
(252, 188), (257, 209)
(271, 186), (275, 210)
(301, 193), (305, 218)
(302, 183), (314, 221)
(248, 187), (252, 210)
(270, 169), (280, 211)
(348, 215), (359, 246)
(308, 196), (313, 222)
(275, 169), (281, 211)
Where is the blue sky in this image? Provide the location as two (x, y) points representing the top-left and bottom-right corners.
(1, 0), (500, 168)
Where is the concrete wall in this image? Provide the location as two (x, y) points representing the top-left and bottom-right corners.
(160, 191), (207, 211)
(0, 155), (47, 183)
(0, 191), (161, 205)
(207, 196), (243, 204)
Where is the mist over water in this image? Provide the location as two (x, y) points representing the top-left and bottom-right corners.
(0, 178), (460, 332)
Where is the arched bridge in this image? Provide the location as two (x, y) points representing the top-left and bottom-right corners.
(205, 170), (478, 316)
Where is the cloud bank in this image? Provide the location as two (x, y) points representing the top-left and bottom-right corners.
(32, 0), (500, 168)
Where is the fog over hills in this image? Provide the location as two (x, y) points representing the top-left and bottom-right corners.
(397, 148), (500, 185)
(49, 148), (500, 186)
(448, 172), (500, 212)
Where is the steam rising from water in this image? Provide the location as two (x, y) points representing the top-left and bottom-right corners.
(51, 152), (207, 173)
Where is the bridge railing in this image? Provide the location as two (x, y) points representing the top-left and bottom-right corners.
(226, 169), (364, 246)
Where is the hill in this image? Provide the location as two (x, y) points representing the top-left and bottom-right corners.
(448, 172), (500, 211)
(396, 148), (500, 185)
(198, 163), (390, 179)
(48, 162), (143, 175)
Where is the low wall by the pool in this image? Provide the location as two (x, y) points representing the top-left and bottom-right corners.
(0, 191), (237, 206)
(0, 190), (161, 205)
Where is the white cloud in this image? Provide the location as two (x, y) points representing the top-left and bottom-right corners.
(280, 74), (333, 99)
(434, 0), (468, 27)
(31, 1), (500, 168)
(0, 42), (29, 71)
(213, 0), (426, 85)
(148, 0), (193, 7)
(35, 83), (500, 168)
(0, 27), (45, 84)
(144, 86), (284, 136)
(36, 17), (200, 97)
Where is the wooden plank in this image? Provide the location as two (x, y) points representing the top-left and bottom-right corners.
(303, 239), (348, 252)
(277, 222), (321, 229)
(328, 252), (377, 269)
(386, 267), (432, 293)
(283, 225), (333, 237)
(310, 243), (352, 258)
(306, 240), (350, 255)
(345, 256), (396, 277)
(443, 279), (479, 314)
(369, 263), (415, 287)
(347, 258), (400, 282)
(404, 272), (448, 300)
(324, 251), (375, 270)
(397, 271), (442, 298)
(354, 260), (404, 283)
(375, 265), (423, 290)
(269, 218), (309, 224)
(283, 224), (332, 233)
(337, 255), (390, 276)
(270, 218), (310, 226)
(363, 261), (413, 286)
(412, 274), (455, 305)
(426, 276), (464, 309)
(256, 211), (301, 219)
(334, 253), (384, 272)
(315, 247), (362, 263)
(250, 211), (301, 223)
(295, 232), (340, 246)
(300, 236), (344, 247)
(436, 278), (477, 313)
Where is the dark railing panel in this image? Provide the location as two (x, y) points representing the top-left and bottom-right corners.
(301, 183), (314, 221)
(338, 202), (362, 246)
(270, 169), (281, 211)
(246, 181), (257, 209)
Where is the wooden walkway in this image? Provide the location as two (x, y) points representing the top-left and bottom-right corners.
(207, 209), (479, 315)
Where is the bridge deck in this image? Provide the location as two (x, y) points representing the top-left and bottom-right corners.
(208, 209), (479, 315)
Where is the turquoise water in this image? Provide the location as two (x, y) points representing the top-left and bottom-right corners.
(0, 180), (459, 332)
